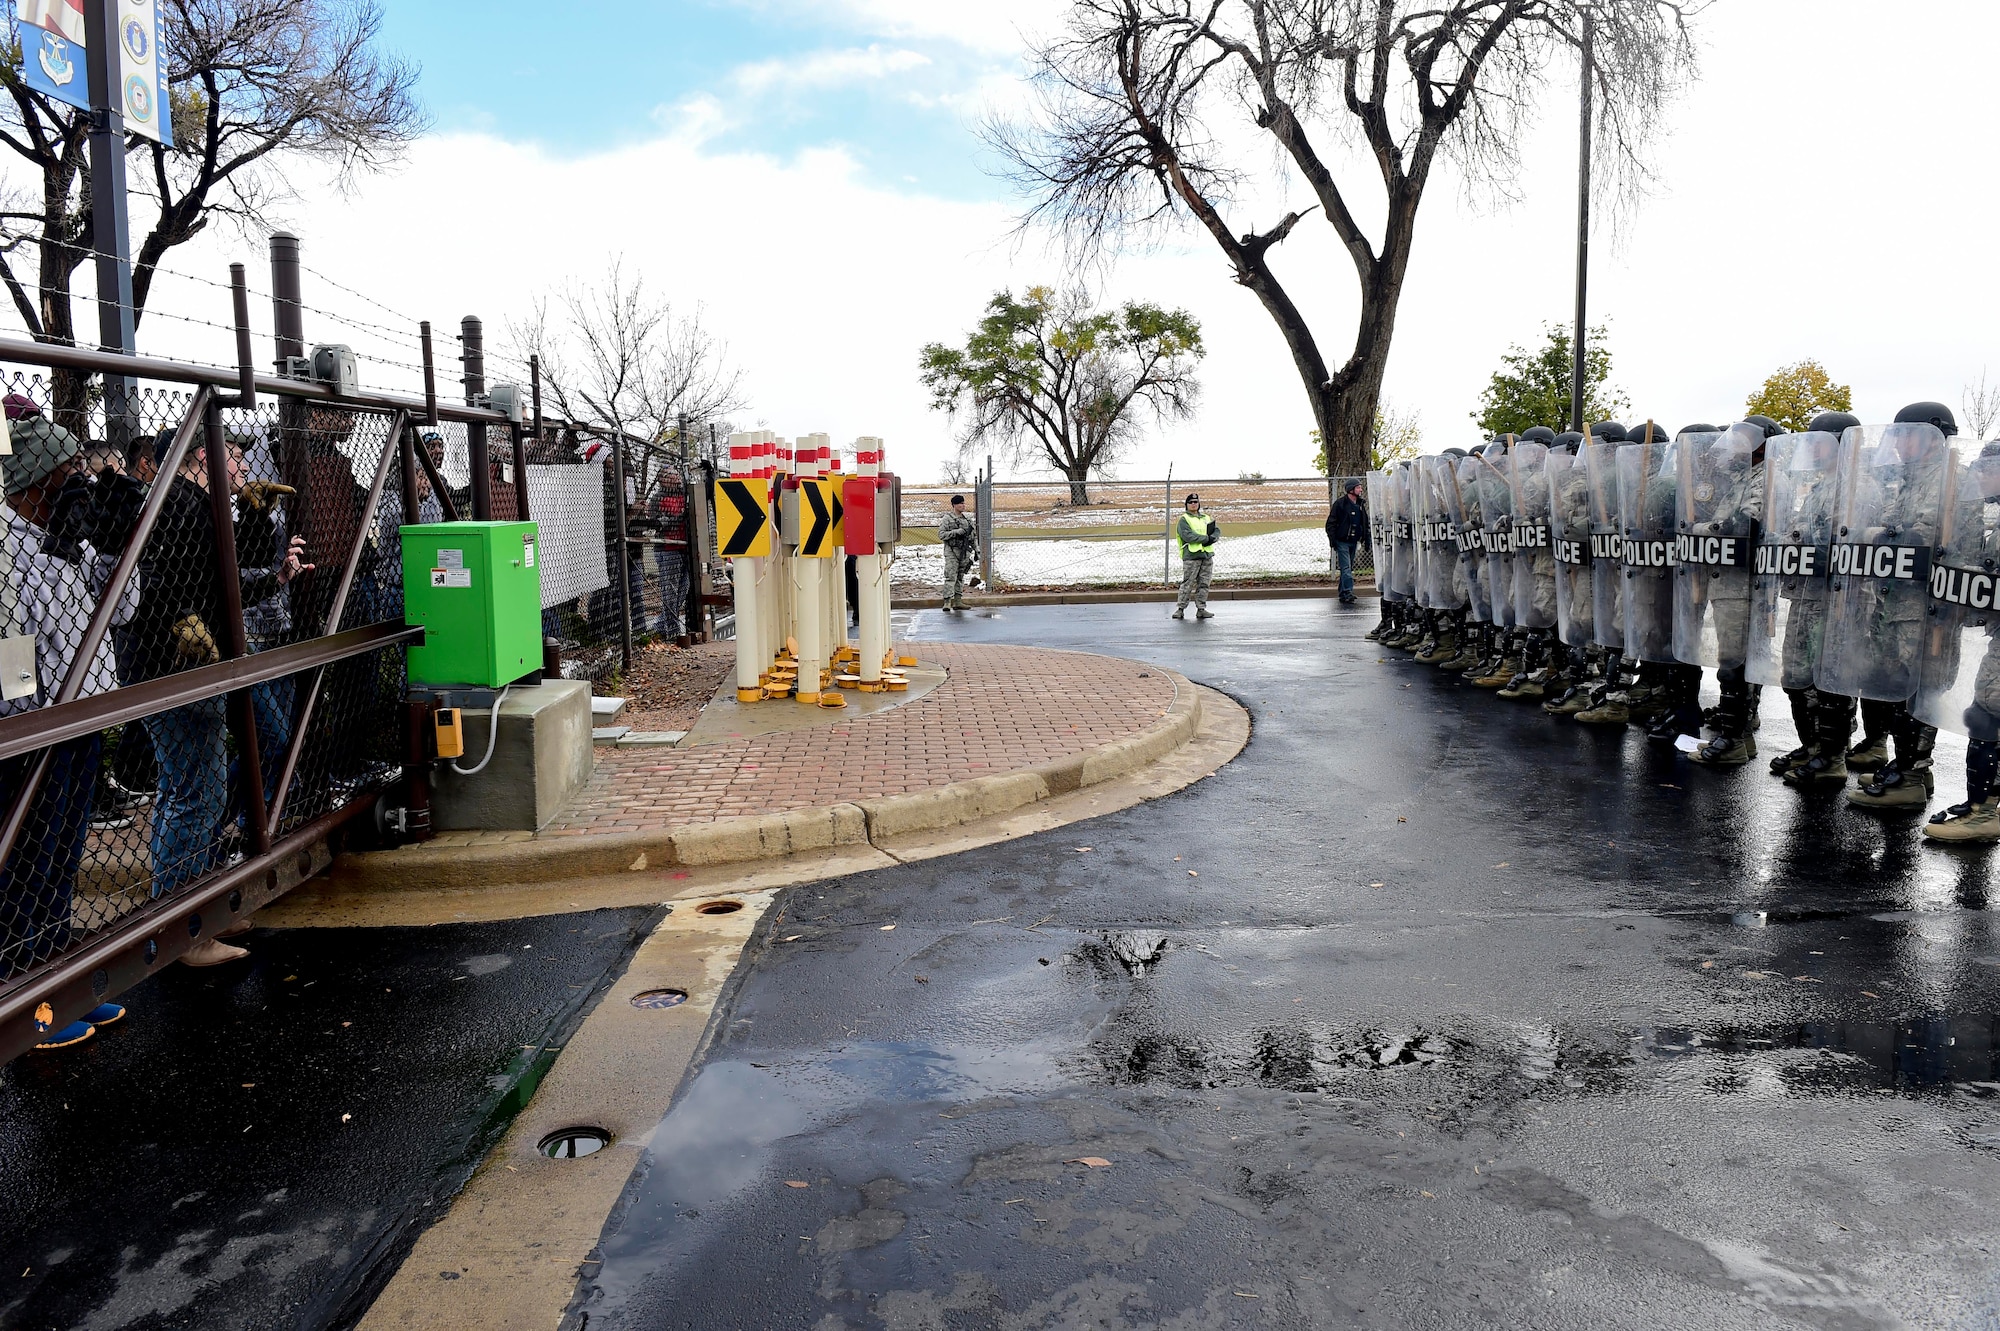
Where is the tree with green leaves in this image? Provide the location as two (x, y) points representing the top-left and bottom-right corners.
(1745, 360), (1851, 434)
(920, 286), (1202, 505)
(1474, 324), (1628, 437)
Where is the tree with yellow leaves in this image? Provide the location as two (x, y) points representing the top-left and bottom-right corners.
(1745, 361), (1852, 434)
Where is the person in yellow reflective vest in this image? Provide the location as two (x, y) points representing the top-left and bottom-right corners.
(1173, 492), (1219, 620)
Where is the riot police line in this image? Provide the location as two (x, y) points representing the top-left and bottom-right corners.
(1363, 402), (2000, 845)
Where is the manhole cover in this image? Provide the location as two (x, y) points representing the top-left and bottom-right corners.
(696, 900), (743, 915)
(539, 1127), (610, 1159)
(631, 988), (689, 1009)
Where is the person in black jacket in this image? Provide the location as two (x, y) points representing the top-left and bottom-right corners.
(136, 434), (308, 961)
(1326, 479), (1368, 603)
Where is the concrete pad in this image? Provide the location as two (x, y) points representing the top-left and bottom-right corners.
(432, 680), (594, 833)
(589, 696), (626, 720)
(614, 731), (685, 748)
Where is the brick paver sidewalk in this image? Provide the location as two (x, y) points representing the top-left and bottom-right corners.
(539, 644), (1176, 838)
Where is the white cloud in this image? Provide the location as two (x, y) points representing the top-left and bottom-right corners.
(730, 44), (932, 96)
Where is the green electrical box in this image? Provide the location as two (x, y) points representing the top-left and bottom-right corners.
(401, 521), (543, 687)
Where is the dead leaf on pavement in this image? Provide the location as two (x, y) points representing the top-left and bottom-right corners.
(1065, 1156), (1112, 1168)
(1188, 870), (1198, 877)
(1075, 847), (1092, 853)
(880, 924), (896, 931)
(1420, 1191), (1436, 1198)
(1369, 882), (1384, 888)
(784, 1181), (809, 1188)
(1397, 816), (1407, 823)
(1700, 961), (1714, 969)
(1863, 990), (1880, 998)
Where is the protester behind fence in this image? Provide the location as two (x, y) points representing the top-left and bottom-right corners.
(131, 426), (308, 960)
(1327, 479), (1368, 605)
(0, 413), (143, 1047)
(374, 431), (445, 620)
(653, 474), (689, 638)
(229, 426), (303, 834)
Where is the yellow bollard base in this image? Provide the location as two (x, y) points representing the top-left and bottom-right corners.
(896, 655), (917, 668)
(856, 680), (887, 693)
(736, 687), (763, 703)
(794, 690), (821, 704)
(886, 679), (909, 692)
(834, 675), (861, 690)
(816, 692), (847, 709)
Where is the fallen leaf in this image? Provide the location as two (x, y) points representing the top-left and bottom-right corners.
(915, 975), (929, 984)
(341, 1113), (352, 1123)
(1065, 1156), (1112, 1168)
(1074, 847), (1093, 853)
(283, 975), (297, 982)
(1743, 971), (1765, 979)
(341, 1021), (351, 1028)
(784, 1181), (810, 1189)
(1234, 1292), (1259, 1298)
(1369, 882), (1385, 889)
(1700, 961), (1714, 969)
(1397, 816), (1407, 823)
(1862, 991), (1880, 998)
(1660, 783), (1680, 790)
(1492, 862), (1510, 868)
(1420, 1191), (1436, 1199)
(241, 1083), (255, 1088)
(782, 935), (802, 942)
(1188, 870), (1198, 877)
(880, 924), (897, 931)
(1173, 856), (1181, 862)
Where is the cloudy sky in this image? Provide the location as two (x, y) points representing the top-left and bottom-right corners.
(43, 1), (2000, 480)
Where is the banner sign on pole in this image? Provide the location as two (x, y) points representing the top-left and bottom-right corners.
(17, 0), (172, 144)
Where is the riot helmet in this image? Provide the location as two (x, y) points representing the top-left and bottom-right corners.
(1677, 424), (1719, 435)
(1441, 446), (1468, 458)
(1553, 430), (1585, 450)
(1895, 401), (1958, 437)
(1741, 415), (1783, 440)
(1627, 420), (1669, 444)
(1519, 426), (1558, 445)
(1588, 421), (1626, 442)
(1807, 411), (1860, 436)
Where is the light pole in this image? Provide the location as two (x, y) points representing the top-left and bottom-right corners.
(1570, 9), (1594, 435)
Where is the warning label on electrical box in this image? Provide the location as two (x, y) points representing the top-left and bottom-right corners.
(524, 536), (536, 568)
(430, 568), (472, 589)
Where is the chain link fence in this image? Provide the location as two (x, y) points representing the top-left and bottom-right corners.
(0, 368), (409, 997)
(891, 476), (1370, 593)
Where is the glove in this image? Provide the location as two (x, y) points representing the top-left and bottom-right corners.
(90, 471), (145, 556)
(172, 614), (221, 666)
(238, 480), (296, 515)
(42, 471), (96, 563)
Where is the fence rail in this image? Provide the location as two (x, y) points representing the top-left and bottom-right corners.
(890, 475), (1370, 591)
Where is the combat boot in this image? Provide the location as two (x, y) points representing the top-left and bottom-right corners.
(1544, 683), (1594, 716)
(1769, 688), (1816, 776)
(1414, 630), (1458, 665)
(1497, 668), (1544, 700)
(1844, 733), (1889, 773)
(1365, 606), (1394, 641)
(1847, 761), (1933, 811)
(1574, 692), (1629, 725)
(1472, 654), (1522, 689)
(1783, 751), (1848, 788)
(1924, 798), (2000, 843)
(1691, 733), (1756, 765)
(1437, 636), (1479, 671)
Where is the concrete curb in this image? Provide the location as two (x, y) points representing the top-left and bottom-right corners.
(892, 583), (1377, 609)
(329, 670), (1204, 893)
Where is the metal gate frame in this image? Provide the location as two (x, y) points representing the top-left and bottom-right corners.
(0, 333), (516, 1066)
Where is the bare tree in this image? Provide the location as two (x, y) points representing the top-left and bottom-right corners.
(507, 257), (748, 496)
(995, 0), (1698, 475)
(1966, 368), (2000, 442)
(0, 0), (424, 419)
(920, 285), (1202, 504)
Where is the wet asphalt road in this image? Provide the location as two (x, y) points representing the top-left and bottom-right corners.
(572, 600), (2000, 1331)
(0, 906), (659, 1331)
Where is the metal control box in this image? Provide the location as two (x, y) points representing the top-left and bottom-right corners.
(401, 521), (543, 687)
(875, 475), (902, 544)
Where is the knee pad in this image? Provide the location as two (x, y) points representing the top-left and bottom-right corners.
(1964, 703), (2000, 744)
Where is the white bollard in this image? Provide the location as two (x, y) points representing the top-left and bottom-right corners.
(856, 437), (885, 686)
(726, 434), (762, 703)
(792, 434), (825, 702)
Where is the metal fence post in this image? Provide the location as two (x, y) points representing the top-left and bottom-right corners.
(613, 433), (634, 676)
(1163, 466), (1174, 584)
(462, 315), (490, 521)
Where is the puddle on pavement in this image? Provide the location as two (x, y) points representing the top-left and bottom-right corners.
(1091, 1015), (2000, 1102)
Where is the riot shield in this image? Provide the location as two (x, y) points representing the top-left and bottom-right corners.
(1913, 447), (2000, 736)
(1547, 443), (1595, 648)
(1385, 460), (1418, 601)
(1509, 441), (1558, 630)
(1475, 441), (1516, 628)
(1618, 436), (1680, 663)
(1672, 425), (1760, 668)
(1448, 453), (1493, 624)
(1365, 469), (1395, 600)
(1744, 431), (1842, 691)
(1584, 439), (1625, 649)
(1814, 422), (1953, 702)
(1416, 456), (1464, 610)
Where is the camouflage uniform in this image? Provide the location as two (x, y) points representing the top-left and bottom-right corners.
(938, 508), (977, 609)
